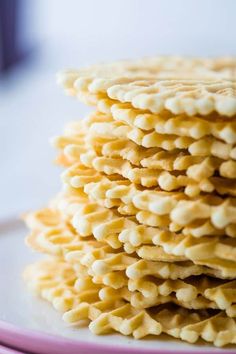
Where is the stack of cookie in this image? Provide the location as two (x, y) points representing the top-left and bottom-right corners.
(24, 57), (236, 347)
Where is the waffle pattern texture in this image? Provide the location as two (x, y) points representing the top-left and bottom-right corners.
(24, 56), (236, 347)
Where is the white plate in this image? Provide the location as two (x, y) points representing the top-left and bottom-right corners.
(0, 218), (233, 354)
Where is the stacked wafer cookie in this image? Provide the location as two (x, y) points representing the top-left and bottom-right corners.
(24, 57), (236, 347)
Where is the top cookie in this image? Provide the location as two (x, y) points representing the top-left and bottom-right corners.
(57, 56), (236, 117)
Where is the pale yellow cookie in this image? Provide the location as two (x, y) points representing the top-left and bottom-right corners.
(57, 57), (236, 116)
(82, 177), (236, 230)
(109, 102), (236, 144)
(24, 257), (236, 346)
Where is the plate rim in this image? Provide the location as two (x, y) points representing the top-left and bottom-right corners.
(0, 319), (230, 354)
(0, 343), (27, 354)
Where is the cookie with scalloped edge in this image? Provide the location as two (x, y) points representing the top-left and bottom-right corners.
(109, 102), (236, 143)
(57, 57), (236, 117)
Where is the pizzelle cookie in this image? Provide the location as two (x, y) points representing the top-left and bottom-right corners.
(57, 167), (236, 237)
(57, 56), (236, 116)
(25, 56), (236, 347)
(79, 177), (236, 231)
(25, 190), (236, 278)
(26, 206), (236, 300)
(87, 118), (236, 160)
(55, 112), (236, 161)
(108, 102), (236, 143)
(24, 258), (236, 346)
(53, 116), (236, 197)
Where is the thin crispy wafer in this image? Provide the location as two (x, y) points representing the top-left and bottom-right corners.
(25, 257), (236, 346)
(70, 213), (236, 277)
(51, 111), (113, 147)
(24, 259), (102, 312)
(126, 259), (234, 281)
(68, 119), (236, 179)
(86, 135), (158, 166)
(58, 57), (236, 89)
(78, 149), (236, 197)
(57, 57), (236, 116)
(84, 118), (236, 180)
(106, 79), (236, 117)
(24, 203), (83, 255)
(133, 241), (236, 276)
(76, 177), (235, 236)
(65, 236), (236, 280)
(69, 194), (236, 267)
(128, 276), (219, 302)
(119, 224), (236, 262)
(89, 119), (236, 161)
(67, 300), (236, 346)
(137, 211), (236, 238)
(128, 277), (236, 317)
(23, 259), (80, 312)
(77, 262), (236, 314)
(73, 195), (231, 239)
(55, 125), (236, 197)
(24, 208), (63, 231)
(82, 177), (236, 230)
(62, 163), (105, 187)
(26, 199), (228, 275)
(142, 151), (236, 180)
(100, 285), (218, 311)
(52, 113), (236, 191)
(25, 190), (124, 254)
(24, 258), (236, 315)
(109, 102), (236, 144)
(94, 195), (234, 236)
(30, 194), (235, 273)
(154, 308), (236, 347)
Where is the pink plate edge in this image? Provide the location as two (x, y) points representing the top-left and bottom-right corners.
(0, 343), (27, 354)
(0, 319), (232, 354)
